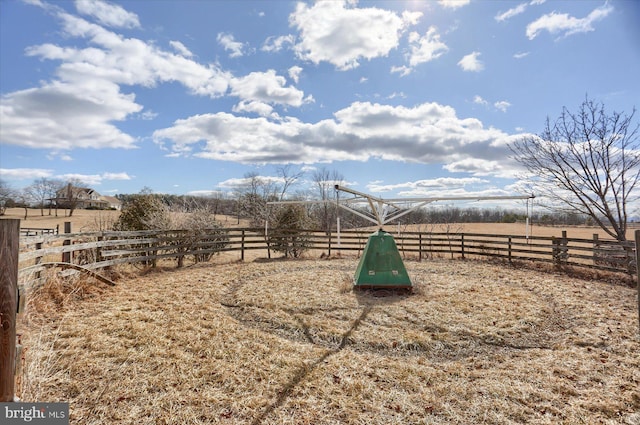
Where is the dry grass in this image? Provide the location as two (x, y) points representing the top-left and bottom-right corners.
(17, 256), (640, 424)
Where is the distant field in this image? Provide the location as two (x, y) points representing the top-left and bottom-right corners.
(2, 207), (634, 240)
(2, 208), (245, 232)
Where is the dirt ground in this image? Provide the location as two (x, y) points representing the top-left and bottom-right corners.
(17, 255), (640, 424)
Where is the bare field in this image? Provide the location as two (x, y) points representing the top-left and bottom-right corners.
(2, 208), (247, 232)
(18, 257), (639, 424)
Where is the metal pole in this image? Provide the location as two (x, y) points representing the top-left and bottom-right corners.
(336, 190), (341, 250)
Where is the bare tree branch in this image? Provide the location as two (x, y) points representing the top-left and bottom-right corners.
(509, 96), (639, 242)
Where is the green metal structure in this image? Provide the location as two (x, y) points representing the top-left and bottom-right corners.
(354, 229), (411, 289)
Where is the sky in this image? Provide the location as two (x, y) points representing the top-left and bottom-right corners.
(1, 0), (639, 207)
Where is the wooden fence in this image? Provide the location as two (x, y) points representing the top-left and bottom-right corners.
(17, 226), (637, 290)
(19, 226), (58, 237)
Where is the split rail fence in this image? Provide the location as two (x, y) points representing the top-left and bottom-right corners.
(16, 226), (637, 290)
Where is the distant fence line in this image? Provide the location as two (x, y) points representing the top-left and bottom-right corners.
(16, 225), (637, 289)
(19, 226), (59, 237)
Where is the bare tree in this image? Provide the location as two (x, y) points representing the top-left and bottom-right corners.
(16, 188), (34, 220)
(236, 172), (279, 227)
(509, 97), (639, 242)
(276, 165), (304, 201)
(312, 167), (344, 233)
(25, 178), (62, 216)
(0, 179), (15, 215)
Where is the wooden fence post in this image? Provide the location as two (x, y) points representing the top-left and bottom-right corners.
(62, 221), (72, 263)
(635, 230), (640, 336)
(35, 242), (43, 281)
(1, 219), (19, 402)
(241, 230), (245, 262)
(418, 233), (422, 262)
(96, 235), (103, 264)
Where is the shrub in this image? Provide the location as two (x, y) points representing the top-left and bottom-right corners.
(172, 208), (229, 265)
(268, 205), (314, 258)
(114, 194), (170, 231)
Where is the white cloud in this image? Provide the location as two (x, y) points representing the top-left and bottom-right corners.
(217, 32), (244, 58)
(56, 171), (132, 185)
(289, 1), (420, 70)
(262, 34), (296, 53)
(513, 52), (530, 59)
(496, 0), (546, 22)
(1, 6), (241, 151)
(0, 168), (53, 180)
(444, 158), (522, 178)
(102, 172), (132, 180)
(458, 51), (484, 72)
(229, 70), (310, 108)
(25, 12), (232, 96)
(438, 0), (471, 10)
(526, 3), (613, 40)
(390, 65), (412, 77)
(368, 177), (488, 194)
(153, 101), (521, 178)
(387, 92), (406, 99)
(46, 152), (73, 161)
(0, 80), (141, 150)
(494, 100), (511, 112)
(169, 40), (193, 58)
(232, 100), (274, 117)
(406, 27), (448, 68)
(495, 3), (528, 22)
(138, 110), (158, 120)
(473, 95), (488, 106)
(75, 0), (140, 28)
(288, 66), (303, 84)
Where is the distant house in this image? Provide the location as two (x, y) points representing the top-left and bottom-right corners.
(53, 184), (122, 210)
(100, 195), (122, 210)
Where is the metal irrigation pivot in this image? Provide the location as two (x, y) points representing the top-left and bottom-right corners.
(333, 184), (535, 230)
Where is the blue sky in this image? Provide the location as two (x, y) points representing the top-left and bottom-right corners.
(1, 0), (638, 204)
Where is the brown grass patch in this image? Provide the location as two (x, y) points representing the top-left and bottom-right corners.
(17, 257), (640, 424)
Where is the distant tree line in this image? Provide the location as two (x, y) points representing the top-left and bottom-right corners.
(0, 176), (600, 229)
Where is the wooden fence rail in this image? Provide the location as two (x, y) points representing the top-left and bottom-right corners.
(17, 227), (636, 291)
(19, 226), (58, 237)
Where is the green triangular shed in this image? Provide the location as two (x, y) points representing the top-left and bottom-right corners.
(354, 230), (412, 289)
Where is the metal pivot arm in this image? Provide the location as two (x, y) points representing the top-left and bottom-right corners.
(334, 185), (535, 229)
